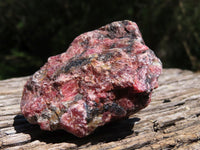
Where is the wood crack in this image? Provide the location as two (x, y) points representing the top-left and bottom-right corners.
(0, 69), (200, 149)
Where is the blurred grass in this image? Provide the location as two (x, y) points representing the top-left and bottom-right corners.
(0, 0), (200, 79)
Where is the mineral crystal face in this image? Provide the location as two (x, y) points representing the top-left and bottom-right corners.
(21, 20), (162, 137)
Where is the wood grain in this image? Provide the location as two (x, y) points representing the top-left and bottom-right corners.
(0, 69), (200, 150)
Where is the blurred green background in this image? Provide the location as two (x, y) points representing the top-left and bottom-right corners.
(0, 0), (200, 79)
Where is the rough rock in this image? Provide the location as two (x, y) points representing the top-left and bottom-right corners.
(21, 20), (162, 137)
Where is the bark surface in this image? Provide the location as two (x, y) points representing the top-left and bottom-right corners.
(0, 69), (200, 150)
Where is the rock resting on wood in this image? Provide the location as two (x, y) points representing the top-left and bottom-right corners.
(21, 20), (162, 137)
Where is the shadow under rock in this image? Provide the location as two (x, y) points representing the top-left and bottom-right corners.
(13, 115), (140, 146)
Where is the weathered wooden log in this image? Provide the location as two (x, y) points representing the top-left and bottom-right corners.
(0, 69), (200, 150)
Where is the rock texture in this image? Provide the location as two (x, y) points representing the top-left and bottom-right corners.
(21, 20), (162, 137)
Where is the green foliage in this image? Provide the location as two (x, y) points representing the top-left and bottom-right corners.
(0, 0), (200, 79)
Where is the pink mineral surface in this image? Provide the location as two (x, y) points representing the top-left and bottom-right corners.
(21, 20), (162, 137)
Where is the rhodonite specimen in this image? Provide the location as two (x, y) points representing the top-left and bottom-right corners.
(21, 20), (162, 137)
